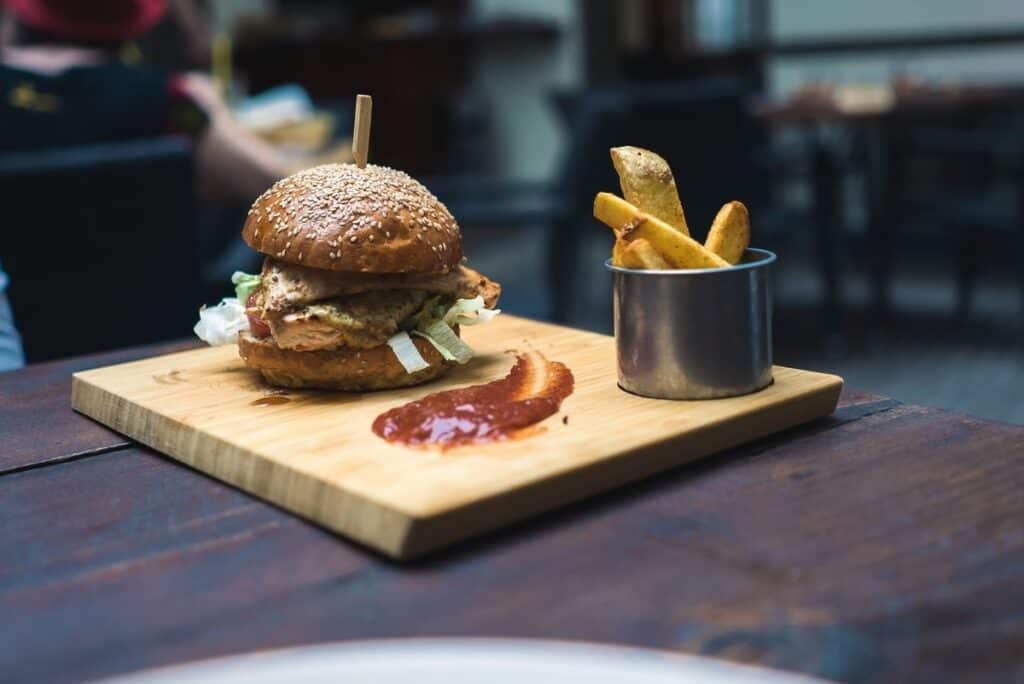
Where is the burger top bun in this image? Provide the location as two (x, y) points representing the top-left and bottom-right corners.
(242, 164), (463, 274)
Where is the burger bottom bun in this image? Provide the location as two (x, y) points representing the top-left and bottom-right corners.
(238, 332), (451, 391)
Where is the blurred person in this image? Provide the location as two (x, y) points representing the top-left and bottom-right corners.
(140, 0), (213, 71)
(0, 0), (301, 370)
(0, 264), (25, 371)
(0, 0), (295, 201)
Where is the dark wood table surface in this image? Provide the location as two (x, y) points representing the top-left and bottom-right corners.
(3, 341), (1023, 683)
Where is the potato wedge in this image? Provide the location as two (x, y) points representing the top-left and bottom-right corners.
(594, 193), (729, 269)
(610, 146), (689, 236)
(611, 238), (629, 267)
(619, 238), (670, 269)
(704, 201), (750, 265)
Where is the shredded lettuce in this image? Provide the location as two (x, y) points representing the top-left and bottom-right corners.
(411, 330), (456, 361)
(413, 319), (473, 364)
(195, 272), (259, 346)
(231, 271), (261, 303)
(398, 298), (500, 367)
(196, 272), (501, 371)
(194, 297), (249, 346)
(399, 294), (446, 332)
(443, 295), (501, 327)
(386, 331), (431, 373)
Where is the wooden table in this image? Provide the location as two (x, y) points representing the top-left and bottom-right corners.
(3, 341), (1023, 683)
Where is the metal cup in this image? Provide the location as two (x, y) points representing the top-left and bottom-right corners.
(607, 248), (776, 400)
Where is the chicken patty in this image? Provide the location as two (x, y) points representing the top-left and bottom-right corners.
(258, 258), (500, 313)
(267, 289), (433, 352)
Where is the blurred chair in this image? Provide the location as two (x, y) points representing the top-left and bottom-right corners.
(0, 138), (198, 362)
(884, 113), (1024, 325)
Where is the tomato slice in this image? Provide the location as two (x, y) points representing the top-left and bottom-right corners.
(248, 315), (271, 338)
(246, 294), (271, 338)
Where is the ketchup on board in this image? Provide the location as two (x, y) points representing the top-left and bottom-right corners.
(373, 352), (573, 449)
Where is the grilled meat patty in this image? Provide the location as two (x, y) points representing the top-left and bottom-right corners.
(268, 290), (433, 352)
(258, 258), (500, 313)
(247, 258), (500, 353)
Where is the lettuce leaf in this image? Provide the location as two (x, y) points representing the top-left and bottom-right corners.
(399, 294), (448, 332)
(411, 330), (457, 361)
(386, 331), (431, 373)
(231, 271), (261, 304)
(195, 272), (259, 346)
(197, 274), (501, 369)
(412, 320), (473, 364)
(194, 297), (249, 346)
(443, 295), (501, 327)
(399, 297), (500, 367)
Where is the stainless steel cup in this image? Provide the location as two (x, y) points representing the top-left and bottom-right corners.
(607, 248), (776, 400)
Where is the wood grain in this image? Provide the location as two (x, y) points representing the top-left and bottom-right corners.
(0, 340), (197, 474)
(71, 316), (842, 559)
(4, 403), (1024, 683)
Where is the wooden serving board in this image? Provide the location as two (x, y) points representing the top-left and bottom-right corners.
(71, 315), (842, 559)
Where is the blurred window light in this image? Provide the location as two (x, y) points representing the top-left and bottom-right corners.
(693, 0), (754, 52)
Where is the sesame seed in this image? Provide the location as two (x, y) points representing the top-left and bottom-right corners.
(252, 163), (458, 263)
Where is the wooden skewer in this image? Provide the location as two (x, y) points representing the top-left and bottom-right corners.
(211, 33), (232, 100)
(352, 94), (372, 168)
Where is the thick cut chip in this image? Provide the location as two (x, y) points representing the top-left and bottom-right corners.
(594, 193), (728, 269)
(705, 201), (751, 265)
(611, 238), (629, 267)
(610, 146), (689, 236)
(619, 238), (670, 269)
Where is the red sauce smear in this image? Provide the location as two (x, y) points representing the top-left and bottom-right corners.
(373, 352), (574, 449)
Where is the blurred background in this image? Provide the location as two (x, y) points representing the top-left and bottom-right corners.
(1, 0), (1022, 422)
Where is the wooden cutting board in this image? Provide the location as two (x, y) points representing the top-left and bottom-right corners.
(71, 315), (842, 559)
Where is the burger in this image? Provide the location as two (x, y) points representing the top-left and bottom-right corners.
(194, 163), (501, 391)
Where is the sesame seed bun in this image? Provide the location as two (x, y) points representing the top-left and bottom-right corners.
(242, 164), (463, 274)
(238, 331), (452, 391)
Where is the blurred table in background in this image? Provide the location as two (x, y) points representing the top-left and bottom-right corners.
(757, 82), (1024, 123)
(757, 82), (1024, 325)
